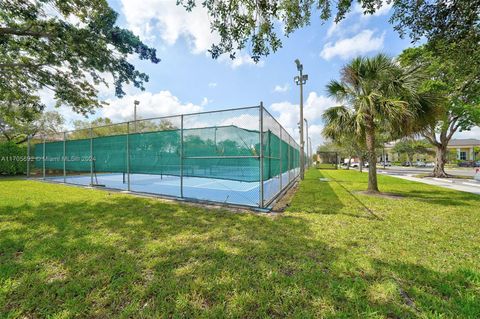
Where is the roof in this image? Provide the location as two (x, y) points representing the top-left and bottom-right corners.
(448, 139), (480, 147)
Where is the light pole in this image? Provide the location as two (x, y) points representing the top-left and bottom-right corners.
(133, 100), (140, 133)
(304, 118), (309, 168)
(294, 59), (308, 180)
(308, 137), (312, 167)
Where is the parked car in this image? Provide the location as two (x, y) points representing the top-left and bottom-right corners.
(402, 161), (412, 167)
(474, 161), (480, 167)
(458, 161), (475, 167)
(415, 161), (426, 167)
(378, 161), (391, 167)
(425, 162), (435, 168)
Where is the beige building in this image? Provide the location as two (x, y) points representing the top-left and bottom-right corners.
(448, 139), (480, 161)
(384, 138), (480, 163)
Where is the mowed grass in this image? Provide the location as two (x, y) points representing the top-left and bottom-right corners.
(1, 170), (479, 318)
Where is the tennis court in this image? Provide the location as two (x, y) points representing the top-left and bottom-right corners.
(30, 105), (301, 209)
(43, 170), (298, 207)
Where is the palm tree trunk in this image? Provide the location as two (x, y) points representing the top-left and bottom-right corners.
(365, 126), (379, 193)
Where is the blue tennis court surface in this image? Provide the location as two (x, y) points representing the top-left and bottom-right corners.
(45, 170), (298, 207)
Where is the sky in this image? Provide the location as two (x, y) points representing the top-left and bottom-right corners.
(44, 0), (479, 150)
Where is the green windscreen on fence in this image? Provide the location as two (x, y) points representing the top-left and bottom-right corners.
(35, 125), (300, 182)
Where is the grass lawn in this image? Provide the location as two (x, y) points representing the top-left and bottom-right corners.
(1, 170), (479, 318)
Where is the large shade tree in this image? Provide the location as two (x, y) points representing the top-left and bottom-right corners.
(0, 110), (64, 144)
(398, 46), (480, 177)
(0, 0), (160, 116)
(177, 0), (479, 62)
(322, 54), (436, 192)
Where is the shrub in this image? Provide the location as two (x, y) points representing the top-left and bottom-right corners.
(0, 142), (28, 175)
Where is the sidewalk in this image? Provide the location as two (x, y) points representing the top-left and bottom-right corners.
(379, 171), (480, 195)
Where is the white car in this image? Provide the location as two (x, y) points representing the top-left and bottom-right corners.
(416, 161), (426, 167)
(425, 162), (435, 168)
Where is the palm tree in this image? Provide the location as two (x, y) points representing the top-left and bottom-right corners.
(322, 54), (433, 193)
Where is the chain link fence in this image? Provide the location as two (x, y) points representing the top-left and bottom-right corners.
(29, 104), (301, 209)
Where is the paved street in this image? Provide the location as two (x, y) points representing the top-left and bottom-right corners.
(377, 165), (478, 177)
(377, 166), (480, 195)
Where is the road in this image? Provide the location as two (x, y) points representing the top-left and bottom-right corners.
(376, 166), (480, 195)
(377, 165), (478, 177)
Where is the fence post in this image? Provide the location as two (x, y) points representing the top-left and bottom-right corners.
(259, 102), (264, 208)
(126, 122), (130, 191)
(288, 137), (291, 183)
(42, 135), (46, 180)
(63, 131), (66, 183)
(26, 135), (30, 178)
(90, 127), (93, 186)
(180, 115), (184, 198)
(279, 127), (282, 192)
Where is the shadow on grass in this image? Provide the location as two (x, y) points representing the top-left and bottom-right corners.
(0, 192), (478, 317)
(400, 188), (479, 208)
(292, 170), (382, 220)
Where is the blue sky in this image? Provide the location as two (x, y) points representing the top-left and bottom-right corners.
(45, 0), (478, 149)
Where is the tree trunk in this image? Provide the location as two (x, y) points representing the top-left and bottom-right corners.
(347, 157), (351, 170)
(408, 153), (413, 164)
(365, 127), (379, 193)
(433, 144), (449, 177)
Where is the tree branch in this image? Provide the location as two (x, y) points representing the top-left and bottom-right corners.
(447, 118), (460, 142)
(0, 27), (52, 38)
(422, 124), (440, 147)
(0, 63), (45, 69)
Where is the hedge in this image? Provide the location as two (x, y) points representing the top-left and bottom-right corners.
(0, 142), (28, 175)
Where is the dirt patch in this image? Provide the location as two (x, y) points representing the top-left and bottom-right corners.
(270, 182), (299, 212)
(355, 191), (405, 200)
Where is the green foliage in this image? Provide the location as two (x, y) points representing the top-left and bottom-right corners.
(322, 54), (435, 190)
(392, 139), (433, 162)
(0, 0), (160, 115)
(399, 45), (480, 134)
(399, 44), (480, 176)
(178, 0), (479, 63)
(68, 117), (180, 139)
(0, 141), (27, 175)
(1, 170), (480, 317)
(0, 109), (64, 144)
(391, 0), (480, 52)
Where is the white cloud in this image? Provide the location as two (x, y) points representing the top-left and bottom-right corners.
(40, 89), (90, 129)
(320, 29), (385, 60)
(326, 20), (363, 39)
(273, 83), (290, 93)
(353, 2), (393, 18)
(454, 126), (480, 140)
(325, 2), (392, 40)
(220, 114), (259, 131)
(208, 82), (218, 88)
(269, 92), (336, 150)
(102, 90), (203, 122)
(120, 0), (217, 54)
(120, 0), (262, 69)
(200, 97), (210, 106)
(219, 53), (265, 69)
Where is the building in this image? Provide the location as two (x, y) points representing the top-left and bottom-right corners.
(448, 139), (480, 161)
(384, 138), (480, 163)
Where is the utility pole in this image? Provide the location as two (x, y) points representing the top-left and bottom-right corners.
(294, 59), (308, 180)
(308, 137), (312, 167)
(304, 118), (309, 169)
(133, 100), (140, 133)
